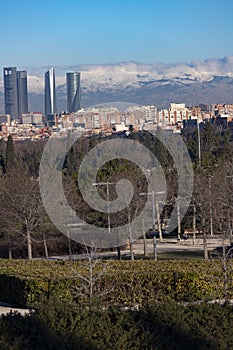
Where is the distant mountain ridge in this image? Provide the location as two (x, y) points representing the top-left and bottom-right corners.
(1, 56), (233, 113)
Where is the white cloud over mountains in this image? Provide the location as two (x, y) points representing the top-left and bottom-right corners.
(1, 56), (233, 95)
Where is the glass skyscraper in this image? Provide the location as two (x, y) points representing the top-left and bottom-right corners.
(3, 67), (18, 119)
(3, 67), (29, 119)
(66, 72), (81, 113)
(44, 68), (57, 117)
(17, 71), (28, 116)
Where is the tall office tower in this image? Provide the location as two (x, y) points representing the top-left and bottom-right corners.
(44, 67), (57, 116)
(3, 67), (18, 119)
(66, 72), (81, 113)
(17, 71), (28, 115)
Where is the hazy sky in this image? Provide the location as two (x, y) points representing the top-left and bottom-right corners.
(1, 0), (233, 66)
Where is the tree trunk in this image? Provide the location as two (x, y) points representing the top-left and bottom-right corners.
(203, 230), (208, 260)
(142, 217), (148, 256)
(27, 230), (32, 260)
(130, 241), (134, 260)
(193, 204), (196, 246)
(222, 246), (228, 299)
(43, 234), (49, 260)
(8, 243), (12, 259)
(153, 236), (157, 261)
(67, 234), (73, 261)
(117, 246), (121, 260)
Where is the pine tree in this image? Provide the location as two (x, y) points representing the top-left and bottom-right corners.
(5, 135), (15, 173)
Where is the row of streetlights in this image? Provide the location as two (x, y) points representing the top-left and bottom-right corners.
(90, 184), (186, 245)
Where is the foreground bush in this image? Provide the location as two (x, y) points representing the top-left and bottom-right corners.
(0, 301), (232, 349)
(0, 259), (232, 307)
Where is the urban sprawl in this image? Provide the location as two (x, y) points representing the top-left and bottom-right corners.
(2, 66), (233, 141)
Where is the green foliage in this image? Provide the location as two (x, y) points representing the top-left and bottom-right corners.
(5, 135), (15, 173)
(0, 259), (231, 308)
(21, 143), (43, 176)
(130, 130), (172, 168)
(182, 122), (233, 169)
(0, 301), (232, 349)
(64, 145), (78, 176)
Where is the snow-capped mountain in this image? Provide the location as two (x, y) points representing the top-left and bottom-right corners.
(1, 56), (233, 112)
(17, 56), (233, 93)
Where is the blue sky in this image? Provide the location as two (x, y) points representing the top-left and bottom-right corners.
(1, 0), (233, 66)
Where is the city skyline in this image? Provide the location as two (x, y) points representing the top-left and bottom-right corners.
(1, 0), (233, 67)
(3, 66), (82, 117)
(2, 55), (233, 115)
(3, 67), (28, 119)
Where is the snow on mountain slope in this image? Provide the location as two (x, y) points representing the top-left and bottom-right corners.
(46, 57), (233, 93)
(1, 56), (233, 95)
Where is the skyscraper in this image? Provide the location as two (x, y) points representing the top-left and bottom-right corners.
(3, 67), (29, 120)
(3, 67), (18, 118)
(44, 68), (57, 116)
(66, 72), (81, 113)
(17, 71), (28, 115)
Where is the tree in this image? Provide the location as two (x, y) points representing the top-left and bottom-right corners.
(212, 243), (233, 300)
(0, 167), (46, 260)
(193, 172), (212, 260)
(5, 135), (15, 173)
(72, 245), (114, 307)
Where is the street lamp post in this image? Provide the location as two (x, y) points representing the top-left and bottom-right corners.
(156, 200), (163, 242)
(209, 175), (214, 237)
(225, 175), (233, 239)
(142, 216), (148, 257)
(177, 201), (181, 242)
(92, 181), (115, 234)
(197, 119), (201, 166)
(193, 203), (196, 246)
(140, 191), (165, 242)
(92, 181), (123, 259)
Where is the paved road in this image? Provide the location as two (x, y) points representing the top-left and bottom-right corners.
(49, 237), (229, 260)
(0, 302), (31, 316)
(132, 237), (228, 254)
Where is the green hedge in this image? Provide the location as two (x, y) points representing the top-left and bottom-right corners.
(0, 259), (231, 307)
(1, 301), (233, 349)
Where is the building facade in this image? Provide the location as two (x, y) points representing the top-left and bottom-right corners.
(3, 67), (18, 119)
(44, 68), (57, 116)
(66, 72), (81, 113)
(3, 67), (29, 120)
(17, 71), (28, 116)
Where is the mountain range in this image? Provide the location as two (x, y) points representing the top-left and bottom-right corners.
(1, 56), (233, 113)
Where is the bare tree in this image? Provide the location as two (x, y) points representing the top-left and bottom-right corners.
(220, 244), (233, 299)
(71, 245), (114, 307)
(0, 167), (46, 260)
(193, 161), (233, 260)
(209, 239), (233, 301)
(193, 172), (212, 260)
